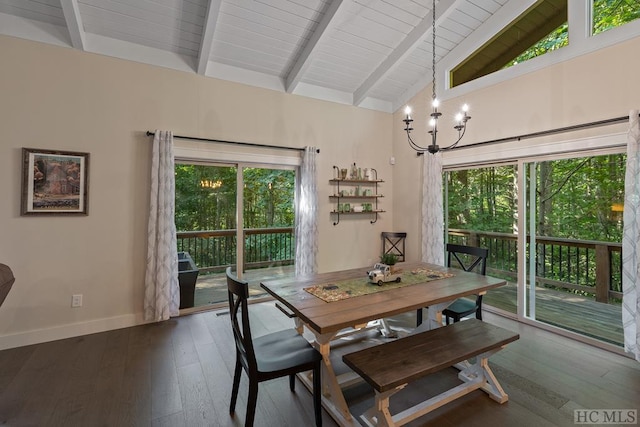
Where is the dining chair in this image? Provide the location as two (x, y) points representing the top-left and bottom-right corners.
(416, 243), (489, 326)
(0, 263), (15, 307)
(381, 231), (407, 263)
(226, 267), (323, 427)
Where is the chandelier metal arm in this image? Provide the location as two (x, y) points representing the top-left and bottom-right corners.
(408, 132), (428, 152)
(440, 115), (471, 151)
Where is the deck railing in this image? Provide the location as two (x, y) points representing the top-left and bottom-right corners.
(177, 227), (294, 274)
(448, 229), (622, 303)
(177, 227), (622, 304)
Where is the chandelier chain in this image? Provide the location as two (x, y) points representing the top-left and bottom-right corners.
(432, 0), (436, 103)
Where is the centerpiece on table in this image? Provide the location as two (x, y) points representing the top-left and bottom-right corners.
(366, 253), (401, 286)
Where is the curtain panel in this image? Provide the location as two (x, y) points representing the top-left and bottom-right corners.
(295, 147), (318, 276)
(421, 152), (445, 266)
(419, 152), (446, 330)
(623, 110), (640, 361)
(144, 130), (179, 321)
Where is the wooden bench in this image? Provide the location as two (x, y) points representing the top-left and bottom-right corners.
(342, 319), (519, 427)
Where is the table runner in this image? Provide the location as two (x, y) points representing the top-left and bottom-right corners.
(304, 268), (454, 302)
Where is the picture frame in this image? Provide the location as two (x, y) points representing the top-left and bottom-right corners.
(21, 148), (89, 216)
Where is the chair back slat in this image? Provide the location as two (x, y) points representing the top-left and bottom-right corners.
(226, 267), (257, 374)
(446, 243), (488, 275)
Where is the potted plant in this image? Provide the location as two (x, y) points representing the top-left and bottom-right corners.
(380, 253), (399, 273)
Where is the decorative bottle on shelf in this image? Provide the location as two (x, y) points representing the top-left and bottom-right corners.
(350, 162), (357, 180)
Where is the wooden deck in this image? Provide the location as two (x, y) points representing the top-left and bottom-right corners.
(189, 268), (624, 348)
(483, 283), (623, 346)
(191, 266), (294, 308)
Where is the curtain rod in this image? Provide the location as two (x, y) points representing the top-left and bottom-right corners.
(145, 131), (319, 153)
(455, 113), (638, 151)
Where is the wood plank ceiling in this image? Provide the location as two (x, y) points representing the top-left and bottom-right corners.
(0, 0), (531, 112)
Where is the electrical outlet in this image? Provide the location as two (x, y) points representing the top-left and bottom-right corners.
(72, 294), (83, 308)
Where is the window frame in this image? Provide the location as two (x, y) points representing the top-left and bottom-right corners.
(440, 0), (640, 103)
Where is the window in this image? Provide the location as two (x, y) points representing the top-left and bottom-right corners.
(592, 0), (640, 35)
(451, 0), (567, 87)
(445, 153), (626, 347)
(524, 154), (625, 345)
(445, 165), (518, 314)
(504, 22), (567, 68)
(175, 162), (296, 308)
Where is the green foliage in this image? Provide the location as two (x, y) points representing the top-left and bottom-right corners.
(593, 0), (640, 35)
(446, 154), (626, 301)
(175, 164), (237, 231)
(505, 23), (568, 68)
(380, 253), (398, 265)
(505, 1), (640, 69)
(175, 165), (295, 232)
(446, 165), (517, 233)
(243, 167), (295, 228)
(534, 155), (626, 241)
(175, 164), (296, 266)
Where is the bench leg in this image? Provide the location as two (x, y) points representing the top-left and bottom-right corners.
(457, 348), (509, 403)
(360, 386), (404, 427)
(479, 357), (509, 403)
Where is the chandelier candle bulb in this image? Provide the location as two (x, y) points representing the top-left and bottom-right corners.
(404, 106), (412, 121)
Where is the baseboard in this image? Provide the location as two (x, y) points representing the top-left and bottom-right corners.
(0, 313), (144, 350)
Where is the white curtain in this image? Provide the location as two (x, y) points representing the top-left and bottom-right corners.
(144, 130), (180, 321)
(418, 152), (446, 330)
(295, 146), (318, 276)
(623, 110), (640, 361)
(421, 152), (445, 266)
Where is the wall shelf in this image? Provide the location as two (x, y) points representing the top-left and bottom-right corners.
(330, 166), (383, 225)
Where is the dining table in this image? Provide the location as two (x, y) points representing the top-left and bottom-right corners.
(260, 260), (507, 426)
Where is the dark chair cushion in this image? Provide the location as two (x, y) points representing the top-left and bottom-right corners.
(444, 297), (477, 316)
(254, 329), (322, 374)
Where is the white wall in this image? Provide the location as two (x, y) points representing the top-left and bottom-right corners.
(0, 35), (393, 349)
(392, 35), (640, 264)
(4, 30), (638, 350)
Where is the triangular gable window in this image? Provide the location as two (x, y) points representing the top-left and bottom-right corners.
(451, 0), (567, 88)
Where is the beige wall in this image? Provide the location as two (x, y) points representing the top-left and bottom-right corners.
(392, 35), (640, 265)
(0, 36), (393, 349)
(3, 32), (638, 349)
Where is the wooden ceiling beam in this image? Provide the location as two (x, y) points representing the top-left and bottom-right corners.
(197, 0), (222, 75)
(285, 0), (345, 94)
(353, 0), (463, 107)
(60, 0), (85, 50)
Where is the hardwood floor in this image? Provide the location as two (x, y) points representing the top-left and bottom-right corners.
(0, 303), (638, 426)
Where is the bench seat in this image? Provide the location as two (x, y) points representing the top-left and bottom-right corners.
(342, 319), (519, 427)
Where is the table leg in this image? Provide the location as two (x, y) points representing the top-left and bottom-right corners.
(294, 316), (304, 334)
(295, 326), (359, 426)
(316, 332), (354, 423)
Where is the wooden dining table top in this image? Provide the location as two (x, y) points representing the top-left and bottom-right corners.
(260, 261), (507, 335)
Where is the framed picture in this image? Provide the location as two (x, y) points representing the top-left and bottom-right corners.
(21, 148), (89, 215)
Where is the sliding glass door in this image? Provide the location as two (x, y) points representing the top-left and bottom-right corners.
(445, 165), (518, 315)
(446, 152), (626, 347)
(523, 155), (625, 345)
(241, 166), (296, 283)
(175, 162), (296, 308)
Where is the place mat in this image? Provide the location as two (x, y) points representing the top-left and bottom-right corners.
(304, 268), (454, 303)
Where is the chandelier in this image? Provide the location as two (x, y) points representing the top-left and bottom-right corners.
(402, 0), (471, 154)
